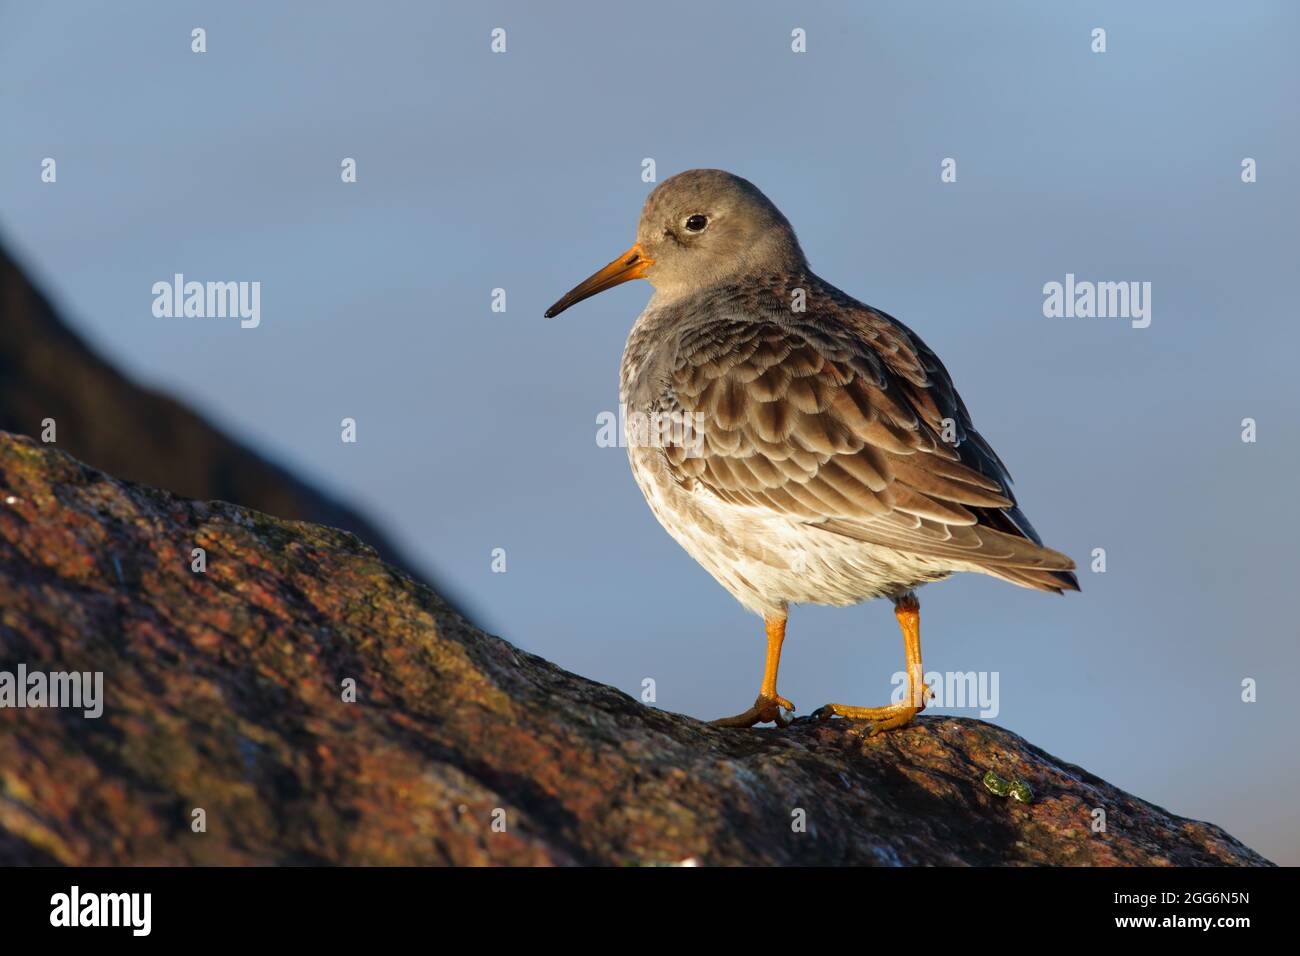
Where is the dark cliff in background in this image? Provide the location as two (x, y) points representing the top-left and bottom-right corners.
(0, 240), (447, 603)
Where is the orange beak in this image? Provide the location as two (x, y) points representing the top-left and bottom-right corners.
(544, 243), (653, 318)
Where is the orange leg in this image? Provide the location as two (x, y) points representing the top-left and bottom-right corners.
(814, 592), (929, 735)
(711, 612), (796, 728)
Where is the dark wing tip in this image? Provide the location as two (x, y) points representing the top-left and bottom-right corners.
(1054, 569), (1081, 592)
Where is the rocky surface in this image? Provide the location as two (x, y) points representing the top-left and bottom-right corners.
(0, 433), (1272, 866)
(0, 241), (439, 595)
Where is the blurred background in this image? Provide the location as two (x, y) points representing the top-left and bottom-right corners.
(1, 1), (1296, 863)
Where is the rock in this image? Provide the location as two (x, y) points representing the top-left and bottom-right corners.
(0, 433), (1272, 866)
(0, 242), (445, 600)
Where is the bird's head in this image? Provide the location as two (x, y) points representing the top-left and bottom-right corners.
(544, 169), (806, 318)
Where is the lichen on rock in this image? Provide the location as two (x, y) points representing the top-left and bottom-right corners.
(0, 433), (1274, 866)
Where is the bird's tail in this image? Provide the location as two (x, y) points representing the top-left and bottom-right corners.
(987, 564), (1080, 594)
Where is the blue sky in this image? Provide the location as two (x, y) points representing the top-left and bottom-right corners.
(2, 1), (1297, 863)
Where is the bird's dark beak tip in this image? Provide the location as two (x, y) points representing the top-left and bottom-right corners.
(544, 242), (647, 322)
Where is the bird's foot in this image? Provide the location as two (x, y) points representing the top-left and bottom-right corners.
(711, 694), (795, 729)
(812, 693), (928, 736)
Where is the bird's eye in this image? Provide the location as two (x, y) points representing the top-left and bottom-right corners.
(684, 214), (708, 233)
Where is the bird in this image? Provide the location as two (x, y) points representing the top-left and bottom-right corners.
(544, 169), (1078, 732)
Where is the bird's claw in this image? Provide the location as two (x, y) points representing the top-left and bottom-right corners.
(711, 693), (796, 729)
(808, 700), (924, 735)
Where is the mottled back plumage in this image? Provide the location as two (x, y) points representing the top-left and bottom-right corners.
(621, 269), (1078, 610)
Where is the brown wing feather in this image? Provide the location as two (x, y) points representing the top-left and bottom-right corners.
(663, 302), (1077, 583)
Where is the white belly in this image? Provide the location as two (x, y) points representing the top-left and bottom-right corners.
(627, 446), (951, 616)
